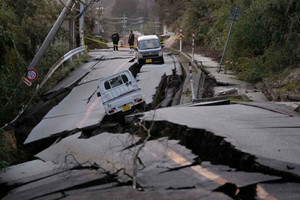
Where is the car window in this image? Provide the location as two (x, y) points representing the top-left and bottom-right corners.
(138, 39), (160, 50)
(109, 76), (123, 88)
(104, 81), (111, 90)
(103, 73), (131, 91)
(121, 74), (129, 83)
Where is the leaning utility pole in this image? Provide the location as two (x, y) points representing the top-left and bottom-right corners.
(79, 2), (85, 46)
(218, 6), (242, 73)
(28, 0), (75, 69)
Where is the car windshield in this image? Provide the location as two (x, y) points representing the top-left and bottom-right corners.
(104, 74), (130, 90)
(138, 39), (160, 50)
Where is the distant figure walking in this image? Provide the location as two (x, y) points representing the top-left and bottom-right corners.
(128, 30), (135, 53)
(111, 31), (119, 52)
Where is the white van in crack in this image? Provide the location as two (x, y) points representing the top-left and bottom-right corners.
(97, 70), (145, 115)
(136, 35), (164, 64)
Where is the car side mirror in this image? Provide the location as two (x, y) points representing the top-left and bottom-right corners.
(161, 44), (164, 48)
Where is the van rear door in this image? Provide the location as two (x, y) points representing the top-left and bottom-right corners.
(98, 70), (144, 115)
(99, 70), (138, 103)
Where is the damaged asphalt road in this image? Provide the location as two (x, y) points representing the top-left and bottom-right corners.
(1, 50), (300, 199)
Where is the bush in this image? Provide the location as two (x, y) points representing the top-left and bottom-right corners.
(168, 0), (300, 84)
(0, 0), (76, 126)
(84, 35), (108, 50)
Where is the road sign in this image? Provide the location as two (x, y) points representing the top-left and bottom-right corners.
(231, 6), (242, 17)
(27, 68), (38, 82)
(23, 77), (32, 86)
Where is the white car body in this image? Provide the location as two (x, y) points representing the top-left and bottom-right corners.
(98, 70), (145, 115)
(137, 35), (164, 64)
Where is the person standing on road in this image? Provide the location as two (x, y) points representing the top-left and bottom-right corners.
(111, 31), (119, 52)
(128, 30), (135, 53)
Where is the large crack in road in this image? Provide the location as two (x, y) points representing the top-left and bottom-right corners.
(2, 52), (300, 199)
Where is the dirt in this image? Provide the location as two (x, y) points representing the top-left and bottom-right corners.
(178, 42), (300, 106)
(257, 68), (300, 102)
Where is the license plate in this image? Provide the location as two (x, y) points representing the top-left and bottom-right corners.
(146, 59), (152, 63)
(121, 104), (131, 112)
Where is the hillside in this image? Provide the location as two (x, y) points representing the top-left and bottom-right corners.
(155, 0), (300, 100)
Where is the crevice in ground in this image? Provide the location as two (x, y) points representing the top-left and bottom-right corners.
(159, 158), (201, 173)
(140, 120), (300, 182)
(0, 165), (116, 199)
(24, 172), (118, 200)
(166, 186), (196, 190)
(91, 56), (134, 61)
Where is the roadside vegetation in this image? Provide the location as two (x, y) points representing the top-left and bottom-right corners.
(0, 0), (102, 127)
(0, 0), (97, 168)
(155, 0), (300, 91)
(1, 0), (66, 127)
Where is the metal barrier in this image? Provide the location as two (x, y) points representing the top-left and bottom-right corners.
(38, 46), (85, 90)
(64, 46), (85, 61)
(2, 46), (86, 128)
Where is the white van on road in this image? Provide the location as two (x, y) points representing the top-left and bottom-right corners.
(136, 35), (164, 64)
(97, 70), (145, 115)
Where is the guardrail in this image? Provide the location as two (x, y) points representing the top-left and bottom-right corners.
(38, 46), (85, 90)
(2, 46), (86, 128)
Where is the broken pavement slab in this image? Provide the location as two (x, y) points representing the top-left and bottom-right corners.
(35, 134), (197, 178)
(24, 82), (104, 144)
(0, 160), (61, 186)
(3, 133), (280, 199)
(190, 53), (269, 102)
(140, 104), (300, 179)
(45, 60), (100, 95)
(34, 133), (281, 198)
(3, 169), (110, 200)
(137, 55), (182, 104)
(41, 185), (232, 200)
(24, 51), (137, 144)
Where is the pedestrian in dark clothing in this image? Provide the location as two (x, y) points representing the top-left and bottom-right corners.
(128, 30), (135, 53)
(111, 31), (119, 52)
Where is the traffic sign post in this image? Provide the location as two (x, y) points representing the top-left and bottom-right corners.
(27, 68), (38, 82)
(23, 68), (38, 86)
(23, 77), (32, 86)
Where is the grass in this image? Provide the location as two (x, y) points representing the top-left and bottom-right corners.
(277, 82), (300, 95)
(0, 53), (90, 170)
(40, 54), (90, 93)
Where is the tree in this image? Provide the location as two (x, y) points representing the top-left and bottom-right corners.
(0, 0), (70, 126)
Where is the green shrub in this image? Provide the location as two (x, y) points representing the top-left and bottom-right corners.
(237, 57), (265, 83)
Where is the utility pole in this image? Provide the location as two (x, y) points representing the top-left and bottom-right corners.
(139, 17), (144, 34)
(28, 0), (75, 69)
(218, 6), (242, 73)
(69, 17), (75, 50)
(122, 14), (127, 37)
(79, 2), (85, 46)
(153, 21), (161, 35)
